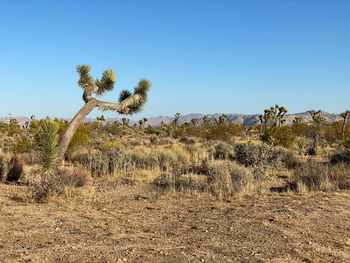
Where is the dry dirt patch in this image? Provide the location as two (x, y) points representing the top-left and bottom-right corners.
(0, 184), (350, 262)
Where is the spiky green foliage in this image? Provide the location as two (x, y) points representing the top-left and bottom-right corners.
(293, 117), (303, 124)
(310, 110), (325, 126)
(77, 65), (116, 96)
(77, 65), (94, 89)
(295, 137), (308, 155)
(39, 121), (59, 172)
(119, 90), (132, 103)
(127, 79), (152, 114)
(218, 114), (228, 125)
(95, 69), (116, 95)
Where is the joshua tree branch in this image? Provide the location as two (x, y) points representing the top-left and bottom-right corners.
(96, 94), (142, 114)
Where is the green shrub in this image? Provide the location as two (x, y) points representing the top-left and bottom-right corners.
(234, 143), (287, 169)
(68, 124), (90, 150)
(100, 140), (124, 152)
(260, 126), (296, 147)
(149, 135), (159, 144)
(205, 123), (241, 142)
(11, 136), (32, 154)
(213, 142), (233, 160)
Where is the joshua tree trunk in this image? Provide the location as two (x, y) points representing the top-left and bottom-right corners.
(342, 119), (347, 140)
(56, 95), (143, 165)
(56, 99), (98, 164)
(340, 111), (350, 140)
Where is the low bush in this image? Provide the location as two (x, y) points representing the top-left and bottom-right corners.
(154, 173), (207, 193)
(100, 141), (124, 152)
(213, 142), (234, 160)
(6, 156), (23, 182)
(179, 137), (196, 144)
(58, 166), (92, 187)
(149, 135), (159, 144)
(234, 143), (287, 169)
(260, 126), (296, 147)
(72, 150), (119, 177)
(330, 151), (350, 165)
(154, 161), (262, 197)
(295, 137), (308, 155)
(29, 174), (71, 203)
(26, 167), (92, 203)
(292, 162), (350, 192)
(283, 151), (300, 169)
(11, 136), (32, 154)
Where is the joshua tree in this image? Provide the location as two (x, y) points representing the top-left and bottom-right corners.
(218, 114), (228, 125)
(143, 117), (148, 127)
(191, 118), (199, 126)
(97, 115), (106, 125)
(293, 116), (303, 124)
(202, 115), (211, 126)
(276, 106), (287, 127)
(340, 110), (350, 140)
(56, 65), (151, 164)
(258, 114), (264, 135)
(138, 119), (144, 128)
(261, 105), (288, 132)
(172, 112), (181, 127)
(264, 105), (287, 127)
(263, 109), (273, 129)
(121, 118), (130, 127)
(9, 118), (18, 125)
(31, 114), (36, 121)
(309, 110), (325, 126)
(308, 110), (325, 155)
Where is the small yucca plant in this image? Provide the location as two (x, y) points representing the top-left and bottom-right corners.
(39, 121), (59, 172)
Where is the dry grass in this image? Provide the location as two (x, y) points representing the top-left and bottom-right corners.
(292, 162), (350, 192)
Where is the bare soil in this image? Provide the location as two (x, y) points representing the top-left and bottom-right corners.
(1, 184), (350, 263)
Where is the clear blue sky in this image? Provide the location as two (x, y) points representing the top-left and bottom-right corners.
(1, 0), (349, 119)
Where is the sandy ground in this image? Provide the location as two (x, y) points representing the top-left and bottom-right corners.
(0, 183), (350, 263)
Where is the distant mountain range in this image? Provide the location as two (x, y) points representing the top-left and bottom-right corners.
(0, 111), (343, 127)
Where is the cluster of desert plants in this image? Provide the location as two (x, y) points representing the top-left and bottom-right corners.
(2, 67), (350, 204)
